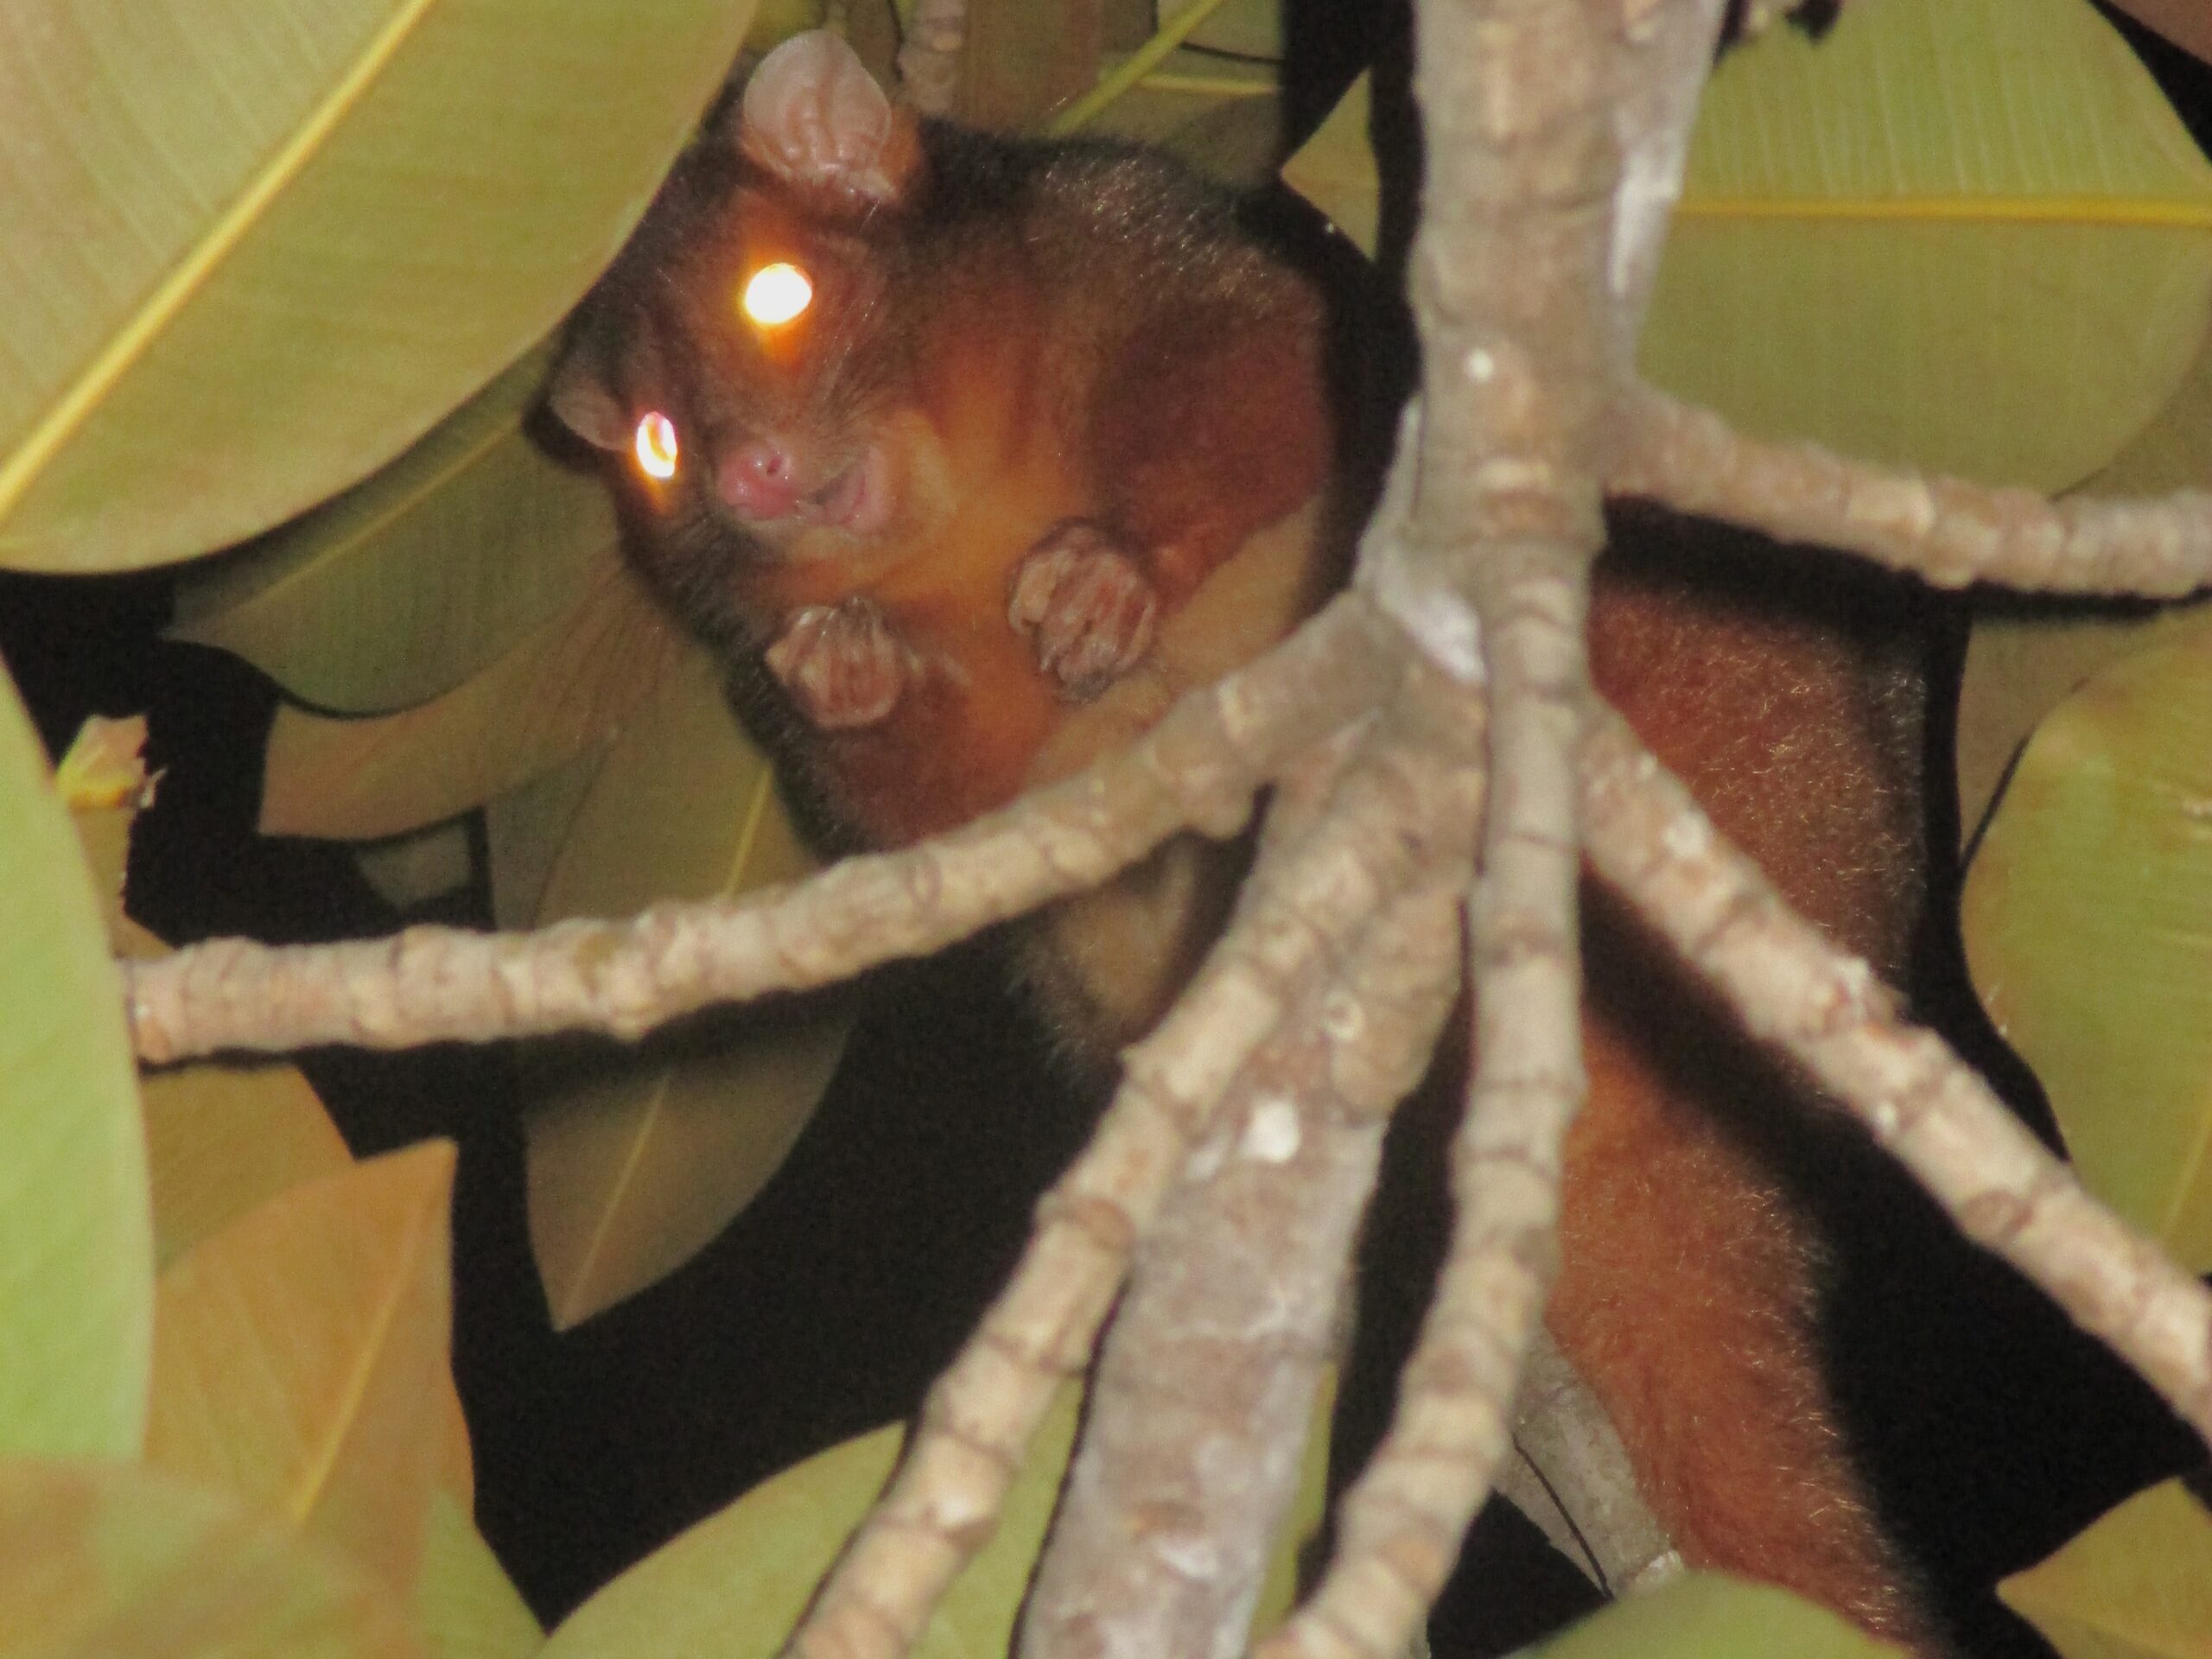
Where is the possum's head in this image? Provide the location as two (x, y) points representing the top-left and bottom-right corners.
(550, 31), (951, 560)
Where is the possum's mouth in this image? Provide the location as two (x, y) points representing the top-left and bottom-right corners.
(806, 442), (889, 534)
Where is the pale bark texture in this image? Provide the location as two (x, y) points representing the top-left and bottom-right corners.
(1580, 707), (2212, 1445)
(1613, 385), (2212, 595)
(124, 598), (1396, 1063)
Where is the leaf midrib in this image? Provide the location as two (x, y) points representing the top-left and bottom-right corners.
(0, 0), (448, 529)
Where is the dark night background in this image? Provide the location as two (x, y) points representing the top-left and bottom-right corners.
(3, 5), (2209, 1656)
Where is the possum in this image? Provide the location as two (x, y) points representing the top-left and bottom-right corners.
(550, 28), (1942, 1651)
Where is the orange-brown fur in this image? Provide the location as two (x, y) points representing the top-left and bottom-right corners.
(1555, 541), (1934, 1644)
(555, 37), (1938, 1651)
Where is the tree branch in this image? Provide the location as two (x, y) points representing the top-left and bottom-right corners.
(123, 595), (1396, 1065)
(1612, 384), (2212, 597)
(785, 652), (1496, 1659)
(1580, 705), (2212, 1443)
(1018, 865), (1469, 1659)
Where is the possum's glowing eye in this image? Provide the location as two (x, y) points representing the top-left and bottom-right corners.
(633, 411), (679, 480)
(741, 261), (814, 328)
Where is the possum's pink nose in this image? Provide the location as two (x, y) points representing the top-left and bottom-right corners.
(716, 437), (803, 519)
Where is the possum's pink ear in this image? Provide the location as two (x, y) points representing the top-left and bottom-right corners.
(548, 331), (637, 452)
(739, 31), (922, 207)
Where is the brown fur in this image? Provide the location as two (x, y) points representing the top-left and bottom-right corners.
(553, 36), (1941, 1651)
(1555, 542), (1936, 1646)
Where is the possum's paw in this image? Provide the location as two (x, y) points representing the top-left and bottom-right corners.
(766, 598), (911, 729)
(1009, 522), (1159, 702)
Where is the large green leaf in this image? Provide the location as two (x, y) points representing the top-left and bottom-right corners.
(170, 347), (613, 715)
(259, 556), (680, 841)
(0, 1459), (422, 1659)
(0, 0), (758, 575)
(146, 1144), (459, 1592)
(1999, 1478), (2212, 1659)
(0, 664), (151, 1461)
(1285, 0), (2212, 490)
(1962, 612), (2212, 1271)
(521, 651), (851, 1330)
(1531, 1573), (1903, 1659)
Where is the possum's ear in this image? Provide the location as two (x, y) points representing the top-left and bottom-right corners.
(547, 329), (633, 452)
(738, 30), (923, 209)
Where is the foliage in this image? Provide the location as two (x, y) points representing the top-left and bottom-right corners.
(0, 0), (760, 575)
(1964, 611), (2212, 1271)
(1999, 1479), (2212, 1659)
(1285, 0), (2212, 492)
(1527, 1574), (1905, 1659)
(1, 0), (2210, 1654)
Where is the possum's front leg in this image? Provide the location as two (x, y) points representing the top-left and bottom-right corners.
(765, 596), (918, 729)
(1008, 520), (1160, 702)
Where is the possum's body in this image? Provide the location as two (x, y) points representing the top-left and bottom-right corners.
(552, 30), (1940, 1650)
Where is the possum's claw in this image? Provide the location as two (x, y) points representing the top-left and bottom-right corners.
(766, 598), (912, 729)
(1009, 523), (1159, 702)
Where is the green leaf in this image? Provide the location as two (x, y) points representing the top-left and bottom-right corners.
(147, 1144), (459, 1592)
(141, 1058), (353, 1272)
(169, 347), (613, 715)
(1165, 0), (1280, 61)
(1280, 75), (1376, 258)
(0, 0), (760, 574)
(1529, 1573), (1904, 1659)
(354, 821), (479, 913)
(1089, 50), (1281, 190)
(0, 1459), (422, 1659)
(539, 1374), (1329, 1659)
(1999, 1478), (2212, 1659)
(1649, 0), (2212, 489)
(1956, 308), (2212, 846)
(1962, 611), (2212, 1271)
(1284, 0), (2212, 490)
(1253, 1369), (1332, 1637)
(484, 754), (604, 931)
(259, 557), (680, 841)
(0, 663), (151, 1461)
(414, 1491), (542, 1659)
(56, 715), (156, 943)
(537, 1386), (1082, 1659)
(521, 651), (851, 1330)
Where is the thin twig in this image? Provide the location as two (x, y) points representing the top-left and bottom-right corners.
(1612, 384), (2212, 598)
